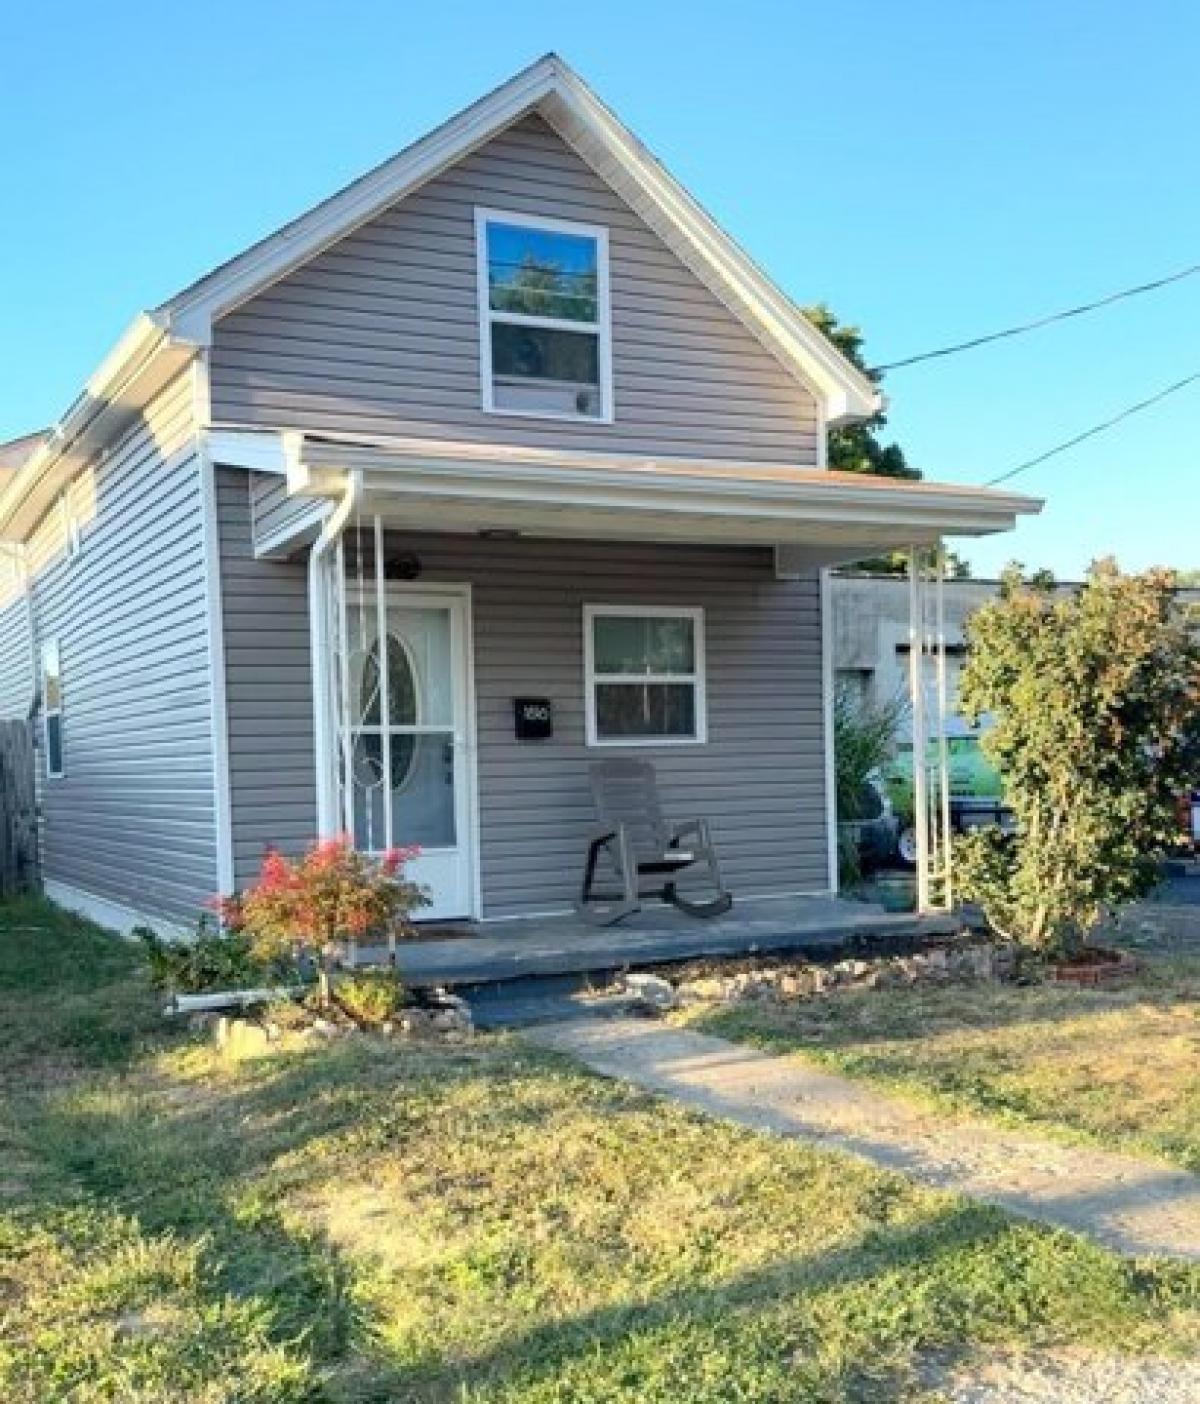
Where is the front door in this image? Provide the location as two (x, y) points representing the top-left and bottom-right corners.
(345, 588), (474, 920)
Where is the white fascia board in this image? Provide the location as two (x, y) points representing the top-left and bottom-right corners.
(304, 457), (1033, 542)
(205, 427), (290, 474)
(155, 55), (877, 423)
(0, 316), (201, 541)
(302, 441), (1038, 532)
(161, 58), (562, 340)
(541, 76), (880, 423)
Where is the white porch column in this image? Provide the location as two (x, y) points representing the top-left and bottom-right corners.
(908, 548), (931, 912)
(908, 543), (952, 914)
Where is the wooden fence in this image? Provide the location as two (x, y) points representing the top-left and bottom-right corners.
(0, 720), (38, 896)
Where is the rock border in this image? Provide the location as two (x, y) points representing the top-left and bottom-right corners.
(621, 939), (1022, 1012)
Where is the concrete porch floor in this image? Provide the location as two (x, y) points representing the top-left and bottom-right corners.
(363, 894), (959, 990)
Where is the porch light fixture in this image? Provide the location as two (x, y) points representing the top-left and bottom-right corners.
(384, 551), (422, 580)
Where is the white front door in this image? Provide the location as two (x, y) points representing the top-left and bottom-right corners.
(345, 587), (474, 920)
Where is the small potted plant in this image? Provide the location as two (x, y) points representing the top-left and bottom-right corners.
(217, 837), (428, 1007)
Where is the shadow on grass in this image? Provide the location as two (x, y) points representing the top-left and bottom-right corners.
(685, 949), (1200, 1057)
(4, 898), (1198, 1401)
(13, 1034), (1030, 1403)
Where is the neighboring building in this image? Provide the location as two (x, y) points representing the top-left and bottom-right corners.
(832, 572), (1200, 720)
(0, 55), (1036, 932)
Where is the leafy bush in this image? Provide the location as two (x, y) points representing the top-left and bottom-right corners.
(335, 969), (405, 1026)
(138, 917), (290, 994)
(217, 837), (429, 1005)
(956, 561), (1200, 957)
(834, 682), (904, 884)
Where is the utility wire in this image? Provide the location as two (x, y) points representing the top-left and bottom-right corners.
(985, 370), (1200, 486)
(872, 259), (1200, 372)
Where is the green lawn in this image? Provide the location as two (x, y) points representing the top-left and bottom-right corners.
(679, 948), (1200, 1175)
(1, 898), (1198, 1402)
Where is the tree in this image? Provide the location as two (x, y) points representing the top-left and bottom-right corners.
(797, 301), (976, 575)
(802, 305), (971, 578)
(955, 561), (1200, 957)
(801, 304), (918, 480)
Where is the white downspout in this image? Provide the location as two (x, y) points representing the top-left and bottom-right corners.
(308, 468), (363, 837)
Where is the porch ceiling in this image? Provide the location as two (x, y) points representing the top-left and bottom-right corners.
(211, 428), (1042, 565)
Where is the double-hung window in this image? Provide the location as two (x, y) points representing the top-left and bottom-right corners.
(584, 606), (706, 745)
(476, 208), (612, 421)
(42, 639), (64, 778)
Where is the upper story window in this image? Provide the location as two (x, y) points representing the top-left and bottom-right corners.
(475, 208), (612, 422)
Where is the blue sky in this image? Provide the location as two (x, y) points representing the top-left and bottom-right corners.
(2, 0), (1196, 578)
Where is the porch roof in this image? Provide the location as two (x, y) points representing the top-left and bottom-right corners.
(213, 427), (1041, 567)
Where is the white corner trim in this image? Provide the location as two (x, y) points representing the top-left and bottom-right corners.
(43, 878), (192, 940)
(196, 385), (236, 896)
(820, 567), (839, 893)
(582, 602), (707, 746)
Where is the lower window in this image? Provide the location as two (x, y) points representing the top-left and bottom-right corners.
(584, 606), (706, 745)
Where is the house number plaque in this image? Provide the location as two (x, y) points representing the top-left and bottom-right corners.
(514, 697), (553, 740)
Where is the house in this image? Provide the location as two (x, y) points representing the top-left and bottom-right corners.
(0, 55), (1039, 933)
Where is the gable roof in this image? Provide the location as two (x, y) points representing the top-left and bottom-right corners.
(159, 54), (878, 423)
(0, 55), (892, 543)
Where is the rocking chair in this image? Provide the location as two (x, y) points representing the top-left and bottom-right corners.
(578, 758), (733, 926)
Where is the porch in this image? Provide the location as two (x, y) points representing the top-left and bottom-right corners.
(359, 892), (958, 991)
(210, 428), (1041, 926)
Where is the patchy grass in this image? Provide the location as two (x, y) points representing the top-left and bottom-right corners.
(1, 898), (1198, 1401)
(680, 950), (1200, 1174)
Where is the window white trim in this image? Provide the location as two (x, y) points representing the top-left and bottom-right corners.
(41, 637), (64, 779)
(583, 604), (707, 747)
(475, 206), (613, 424)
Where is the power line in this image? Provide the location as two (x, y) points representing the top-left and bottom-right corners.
(985, 370), (1200, 487)
(872, 259), (1200, 372)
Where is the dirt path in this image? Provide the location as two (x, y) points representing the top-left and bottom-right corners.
(921, 1349), (1200, 1403)
(528, 1017), (1200, 1261)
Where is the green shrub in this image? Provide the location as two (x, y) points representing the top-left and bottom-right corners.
(138, 917), (293, 994)
(957, 561), (1200, 956)
(334, 969), (405, 1026)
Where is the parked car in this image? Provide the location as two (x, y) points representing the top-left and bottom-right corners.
(883, 726), (1013, 867)
(840, 773), (901, 872)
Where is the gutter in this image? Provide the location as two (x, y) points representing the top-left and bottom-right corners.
(0, 312), (202, 542)
(307, 468), (362, 836)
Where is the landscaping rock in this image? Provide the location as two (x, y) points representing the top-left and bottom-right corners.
(215, 1016), (273, 1056)
(625, 973), (678, 1010)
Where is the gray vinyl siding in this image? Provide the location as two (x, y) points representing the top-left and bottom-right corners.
(217, 469), (318, 885)
(218, 511), (830, 912)
(249, 472), (324, 553)
(25, 375), (218, 926)
(0, 570), (32, 721)
(211, 114), (820, 464)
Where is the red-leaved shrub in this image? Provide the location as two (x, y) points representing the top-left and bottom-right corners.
(217, 837), (428, 1003)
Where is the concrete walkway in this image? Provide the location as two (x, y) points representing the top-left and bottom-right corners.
(528, 1018), (1200, 1261)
